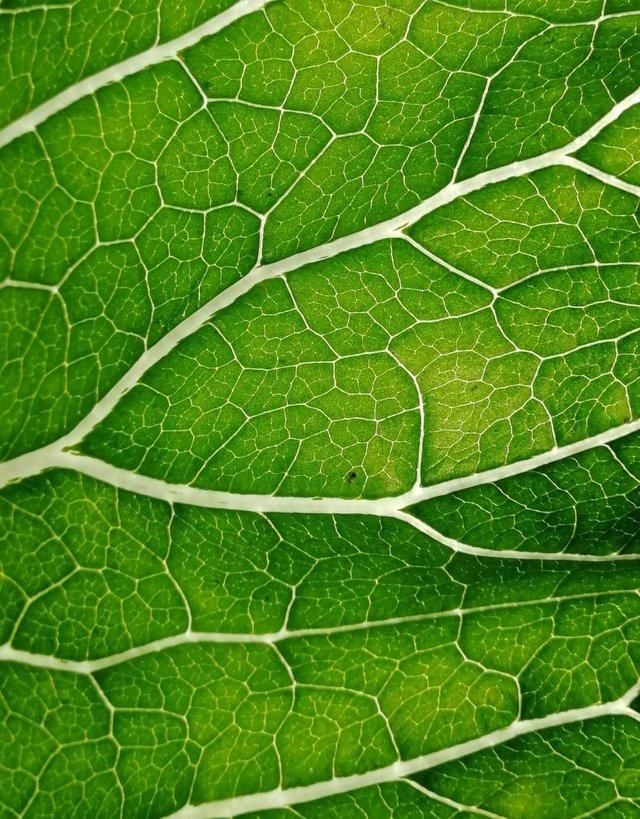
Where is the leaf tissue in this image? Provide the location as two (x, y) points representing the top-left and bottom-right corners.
(1, 0), (640, 816)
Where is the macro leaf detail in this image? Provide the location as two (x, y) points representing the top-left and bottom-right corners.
(1, 0), (640, 817)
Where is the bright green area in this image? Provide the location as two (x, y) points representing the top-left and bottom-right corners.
(1, 0), (640, 816)
(2, 1), (639, 474)
(82, 222), (640, 493)
(79, 241), (432, 498)
(182, 0), (640, 260)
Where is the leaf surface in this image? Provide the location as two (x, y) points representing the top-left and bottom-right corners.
(1, 0), (640, 816)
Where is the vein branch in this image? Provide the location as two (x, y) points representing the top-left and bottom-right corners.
(0, 86), (639, 491)
(164, 683), (640, 818)
(0, 0), (274, 150)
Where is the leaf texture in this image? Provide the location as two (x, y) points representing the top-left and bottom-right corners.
(1, 0), (640, 816)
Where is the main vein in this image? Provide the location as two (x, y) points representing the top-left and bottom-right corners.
(167, 682), (640, 818)
(0, 85), (639, 495)
(0, 0), (273, 150)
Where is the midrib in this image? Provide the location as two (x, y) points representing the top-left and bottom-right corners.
(1, 83), (639, 494)
(165, 690), (640, 818)
(0, 0), (274, 150)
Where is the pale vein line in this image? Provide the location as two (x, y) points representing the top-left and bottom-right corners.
(45, 447), (640, 561)
(406, 780), (504, 819)
(1, 86), (639, 491)
(47, 451), (398, 514)
(392, 510), (640, 563)
(434, 1), (640, 25)
(0, 4), (74, 13)
(6, 420), (637, 554)
(0, 0), (272, 150)
(561, 156), (640, 197)
(165, 687), (640, 818)
(1, 585), (637, 672)
(403, 418), (640, 505)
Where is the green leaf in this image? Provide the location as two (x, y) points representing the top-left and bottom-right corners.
(1, 0), (640, 816)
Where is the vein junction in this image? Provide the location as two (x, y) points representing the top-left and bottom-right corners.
(1, 82), (639, 504)
(1, 3), (640, 814)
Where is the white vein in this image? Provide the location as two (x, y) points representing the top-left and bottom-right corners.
(1, 85), (640, 494)
(166, 683), (640, 818)
(403, 417), (640, 505)
(560, 155), (640, 197)
(0, 0), (273, 150)
(1, 584), (637, 672)
(393, 510), (640, 563)
(8, 419), (638, 554)
(5, 430), (635, 563)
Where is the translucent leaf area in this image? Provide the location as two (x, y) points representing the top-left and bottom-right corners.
(1, 0), (640, 816)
